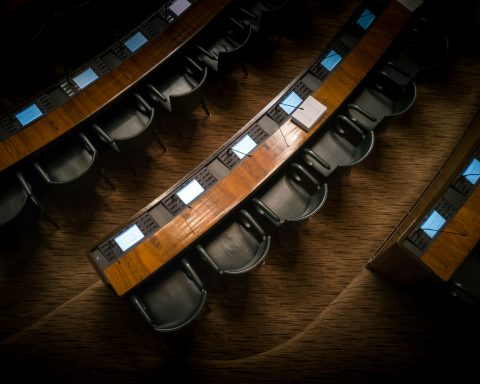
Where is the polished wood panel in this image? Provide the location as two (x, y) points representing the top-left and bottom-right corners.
(368, 109), (480, 284)
(0, 0), (231, 172)
(102, 1), (413, 296)
(421, 186), (480, 281)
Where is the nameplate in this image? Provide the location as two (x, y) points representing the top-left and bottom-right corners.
(291, 96), (327, 132)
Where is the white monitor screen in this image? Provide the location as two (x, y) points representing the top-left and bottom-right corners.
(279, 91), (302, 114)
(169, 0), (191, 16)
(462, 158), (480, 185)
(176, 179), (204, 205)
(232, 135), (257, 159)
(357, 9), (375, 30)
(15, 103), (43, 126)
(72, 67), (99, 90)
(114, 224), (145, 252)
(420, 210), (447, 239)
(124, 31), (148, 53)
(321, 49), (342, 72)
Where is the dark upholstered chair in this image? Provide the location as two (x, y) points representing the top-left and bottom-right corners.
(146, 56), (210, 117)
(301, 114), (375, 179)
(251, 162), (328, 227)
(345, 80), (417, 132)
(195, 20), (253, 77)
(92, 92), (165, 156)
(196, 209), (270, 275)
(130, 258), (207, 333)
(33, 132), (107, 195)
(448, 247), (480, 310)
(0, 171), (56, 235)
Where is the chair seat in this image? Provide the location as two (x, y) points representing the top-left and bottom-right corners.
(197, 209), (270, 274)
(131, 258), (207, 332)
(103, 108), (150, 141)
(42, 144), (95, 183)
(252, 162), (328, 227)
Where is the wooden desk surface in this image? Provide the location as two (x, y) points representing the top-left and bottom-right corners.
(101, 0), (414, 296)
(0, 0), (231, 173)
(421, 186), (480, 281)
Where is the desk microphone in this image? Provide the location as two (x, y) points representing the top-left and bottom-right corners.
(278, 102), (304, 111)
(462, 173), (480, 179)
(229, 148), (252, 158)
(418, 228), (468, 237)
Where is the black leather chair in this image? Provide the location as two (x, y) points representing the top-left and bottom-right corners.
(195, 209), (271, 275)
(33, 132), (108, 195)
(194, 19), (253, 77)
(130, 258), (207, 333)
(146, 56), (210, 117)
(301, 114), (375, 179)
(0, 171), (56, 235)
(345, 78), (417, 132)
(397, 15), (450, 73)
(92, 92), (165, 156)
(251, 162), (328, 227)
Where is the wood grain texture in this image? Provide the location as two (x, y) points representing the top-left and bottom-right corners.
(0, 0), (479, 382)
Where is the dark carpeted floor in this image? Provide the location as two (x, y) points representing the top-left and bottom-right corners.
(1, 1), (479, 382)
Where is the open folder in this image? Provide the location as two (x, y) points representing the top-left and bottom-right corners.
(291, 95), (327, 132)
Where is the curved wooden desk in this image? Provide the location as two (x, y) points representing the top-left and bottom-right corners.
(90, 0), (417, 296)
(0, 0), (231, 173)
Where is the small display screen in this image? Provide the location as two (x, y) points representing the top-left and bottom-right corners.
(420, 210), (447, 239)
(114, 224), (145, 252)
(176, 179), (204, 205)
(279, 91), (302, 114)
(321, 49), (342, 72)
(232, 135), (257, 159)
(169, 0), (191, 16)
(124, 31), (148, 53)
(72, 67), (99, 90)
(15, 103), (43, 126)
(357, 9), (375, 30)
(462, 158), (480, 185)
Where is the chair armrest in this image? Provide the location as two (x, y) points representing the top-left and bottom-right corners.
(146, 83), (168, 103)
(92, 124), (120, 152)
(303, 148), (331, 170)
(229, 16), (246, 31)
(290, 162), (320, 188)
(195, 244), (221, 274)
(16, 171), (33, 196)
(346, 103), (378, 123)
(195, 45), (217, 61)
(33, 161), (52, 183)
(130, 296), (155, 324)
(239, 209), (266, 239)
(335, 114), (365, 146)
(79, 132), (97, 156)
(181, 258), (205, 288)
(251, 197), (281, 224)
(133, 92), (153, 114)
(239, 7), (258, 19)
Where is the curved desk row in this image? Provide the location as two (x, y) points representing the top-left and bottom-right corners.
(0, 0), (231, 172)
(89, 0), (423, 296)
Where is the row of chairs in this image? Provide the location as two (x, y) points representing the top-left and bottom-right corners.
(127, 9), (452, 332)
(0, 1), (296, 237)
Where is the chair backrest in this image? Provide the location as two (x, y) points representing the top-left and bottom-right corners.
(34, 132), (103, 195)
(252, 162), (328, 227)
(0, 172), (41, 235)
(196, 208), (270, 275)
(130, 258), (207, 332)
(215, 23), (253, 74)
